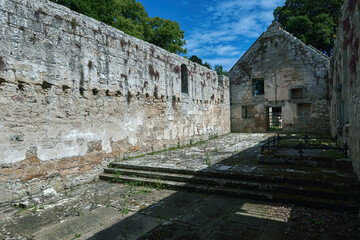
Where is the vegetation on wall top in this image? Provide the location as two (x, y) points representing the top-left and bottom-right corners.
(50, 0), (187, 55)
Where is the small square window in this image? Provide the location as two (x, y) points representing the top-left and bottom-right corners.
(242, 106), (254, 118)
(291, 88), (304, 99)
(253, 79), (264, 96)
(297, 104), (311, 117)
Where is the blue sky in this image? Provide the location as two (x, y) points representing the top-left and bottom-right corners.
(140, 0), (285, 70)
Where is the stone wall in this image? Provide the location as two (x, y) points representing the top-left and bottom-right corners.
(0, 0), (230, 202)
(228, 22), (330, 133)
(330, 0), (360, 179)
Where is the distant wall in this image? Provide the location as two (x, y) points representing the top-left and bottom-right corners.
(0, 0), (230, 202)
(228, 22), (330, 133)
(330, 0), (360, 179)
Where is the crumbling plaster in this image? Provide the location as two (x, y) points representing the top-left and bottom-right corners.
(0, 0), (230, 202)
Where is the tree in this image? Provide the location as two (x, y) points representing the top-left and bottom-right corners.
(146, 17), (186, 55)
(214, 65), (228, 76)
(274, 0), (344, 56)
(112, 0), (149, 40)
(50, 0), (116, 25)
(189, 55), (203, 65)
(188, 55), (212, 69)
(50, 0), (187, 54)
(202, 62), (212, 70)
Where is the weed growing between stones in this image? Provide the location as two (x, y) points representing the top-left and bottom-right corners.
(32, 206), (37, 214)
(105, 193), (112, 208)
(155, 176), (164, 190)
(64, 186), (75, 197)
(112, 172), (123, 183)
(121, 207), (130, 216)
(205, 151), (211, 167)
(74, 233), (81, 238)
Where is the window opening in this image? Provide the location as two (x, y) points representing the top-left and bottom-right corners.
(291, 88), (304, 99)
(253, 79), (264, 96)
(242, 106), (254, 118)
(181, 64), (188, 94)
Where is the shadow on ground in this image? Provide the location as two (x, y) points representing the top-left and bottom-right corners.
(86, 135), (360, 240)
(1, 134), (359, 240)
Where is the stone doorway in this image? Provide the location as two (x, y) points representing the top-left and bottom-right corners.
(268, 107), (282, 131)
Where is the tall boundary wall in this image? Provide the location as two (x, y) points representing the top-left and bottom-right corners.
(0, 0), (230, 202)
(330, 0), (360, 179)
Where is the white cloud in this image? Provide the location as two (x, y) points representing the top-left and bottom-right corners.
(184, 0), (286, 69)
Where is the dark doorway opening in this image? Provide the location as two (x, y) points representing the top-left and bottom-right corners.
(268, 107), (282, 130)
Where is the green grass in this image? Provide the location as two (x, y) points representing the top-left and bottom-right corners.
(269, 126), (282, 131)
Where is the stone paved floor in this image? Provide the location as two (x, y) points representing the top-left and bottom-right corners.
(0, 181), (359, 240)
(1, 133), (359, 240)
(117, 133), (273, 172)
(114, 133), (356, 179)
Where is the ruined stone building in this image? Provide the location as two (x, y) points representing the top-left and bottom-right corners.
(0, 0), (360, 204)
(228, 21), (330, 133)
(0, 0), (230, 202)
(330, 0), (360, 179)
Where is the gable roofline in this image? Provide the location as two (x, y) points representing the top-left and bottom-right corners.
(229, 21), (330, 73)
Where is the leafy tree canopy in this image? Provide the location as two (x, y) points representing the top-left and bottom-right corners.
(202, 62), (212, 70)
(273, 0), (344, 56)
(50, 0), (187, 54)
(214, 64), (228, 76)
(189, 55), (203, 65)
(188, 55), (212, 70)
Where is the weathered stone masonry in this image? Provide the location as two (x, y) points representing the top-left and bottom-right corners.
(330, 0), (360, 179)
(228, 22), (330, 133)
(0, 0), (230, 202)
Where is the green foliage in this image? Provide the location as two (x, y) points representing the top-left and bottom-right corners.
(50, 0), (187, 54)
(204, 151), (211, 166)
(74, 233), (82, 238)
(146, 17), (186, 55)
(51, 0), (116, 25)
(121, 207), (130, 216)
(214, 64), (228, 76)
(189, 55), (212, 69)
(202, 62), (212, 69)
(189, 55), (203, 65)
(274, 0), (344, 56)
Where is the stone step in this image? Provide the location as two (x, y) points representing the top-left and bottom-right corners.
(258, 156), (353, 169)
(99, 173), (359, 212)
(109, 162), (359, 190)
(102, 168), (360, 201)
